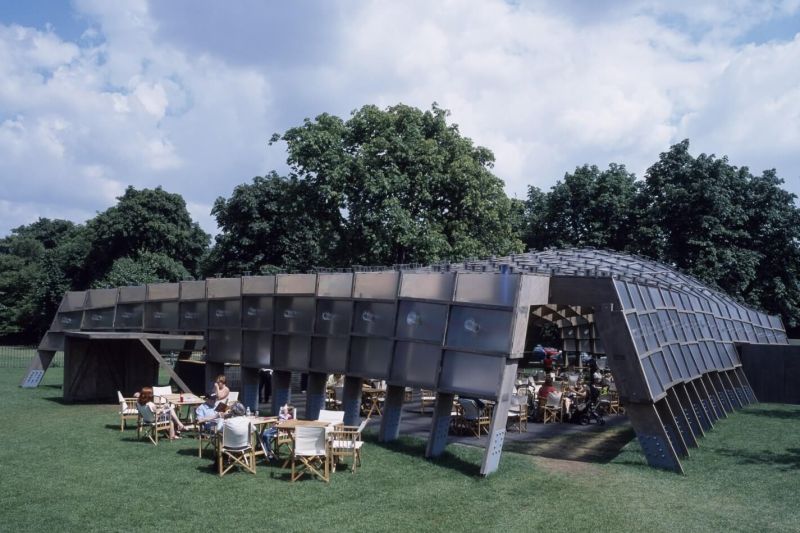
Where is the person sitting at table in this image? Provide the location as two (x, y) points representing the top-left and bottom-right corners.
(137, 386), (186, 438)
(260, 403), (294, 461)
(213, 375), (230, 403)
(195, 393), (222, 432)
(536, 377), (558, 421)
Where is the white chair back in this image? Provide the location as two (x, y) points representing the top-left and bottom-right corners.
(226, 391), (239, 404)
(295, 426), (327, 456)
(136, 403), (155, 424)
(356, 419), (368, 434)
(222, 418), (251, 449)
(567, 374), (580, 387)
(152, 386), (172, 397)
(546, 392), (562, 409)
(317, 409), (345, 425)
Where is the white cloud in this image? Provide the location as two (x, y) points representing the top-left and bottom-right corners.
(0, 0), (798, 240)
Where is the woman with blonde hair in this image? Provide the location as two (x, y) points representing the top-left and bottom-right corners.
(213, 375), (230, 403)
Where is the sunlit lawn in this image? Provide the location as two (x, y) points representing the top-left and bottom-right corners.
(1, 367), (799, 533)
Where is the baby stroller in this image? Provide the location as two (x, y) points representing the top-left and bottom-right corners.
(573, 385), (609, 425)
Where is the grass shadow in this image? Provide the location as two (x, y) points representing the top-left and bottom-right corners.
(367, 434), (482, 477)
(711, 447), (800, 471)
(503, 420), (636, 464)
(740, 408), (799, 421)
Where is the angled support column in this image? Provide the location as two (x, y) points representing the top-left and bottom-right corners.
(342, 376), (363, 426)
(665, 387), (698, 447)
(626, 402), (684, 473)
(701, 374), (727, 418)
(140, 339), (191, 393)
(240, 366), (260, 412)
(721, 370), (744, 409)
(655, 397), (690, 457)
(709, 372), (733, 413)
(379, 385), (405, 442)
(271, 370), (292, 415)
(678, 382), (708, 435)
(687, 380), (715, 428)
(728, 369), (750, 406)
(480, 361), (518, 476)
(20, 350), (56, 388)
(425, 392), (454, 458)
(734, 366), (758, 403)
(305, 372), (327, 420)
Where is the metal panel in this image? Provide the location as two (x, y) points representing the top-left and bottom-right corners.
(352, 301), (396, 337)
(310, 336), (349, 373)
(314, 300), (352, 336)
(272, 334), (311, 371)
(242, 275), (275, 295)
(445, 307), (513, 354)
(353, 272), (399, 299)
(274, 296), (315, 333)
(55, 291), (86, 313)
(316, 273), (353, 297)
(208, 299), (241, 328)
(439, 350), (504, 398)
(146, 283), (179, 301)
(395, 301), (448, 343)
(179, 280), (206, 300)
(206, 329), (241, 363)
(242, 330), (271, 368)
(117, 285), (146, 303)
(399, 272), (455, 301)
(276, 273), (317, 294)
(84, 288), (118, 309)
(144, 301), (179, 330)
(348, 337), (393, 378)
(114, 303), (143, 329)
(81, 308), (115, 329)
(179, 301), (207, 330)
(206, 277), (241, 299)
(241, 295), (274, 330)
(453, 272), (518, 307)
(390, 341), (441, 388)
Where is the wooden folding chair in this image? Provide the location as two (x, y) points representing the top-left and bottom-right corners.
(329, 420), (368, 473)
(218, 419), (256, 477)
(542, 392), (564, 424)
(291, 426), (330, 482)
(136, 403), (172, 445)
(117, 391), (139, 431)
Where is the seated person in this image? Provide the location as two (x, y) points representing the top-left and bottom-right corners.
(195, 393), (221, 432)
(260, 404), (294, 461)
(213, 375), (230, 404)
(137, 386), (186, 439)
(536, 377), (558, 420)
(543, 353), (554, 373)
(220, 403), (251, 450)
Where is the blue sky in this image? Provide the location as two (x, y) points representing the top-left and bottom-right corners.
(0, 0), (798, 237)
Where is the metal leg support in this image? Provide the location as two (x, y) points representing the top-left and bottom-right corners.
(271, 370), (291, 416)
(379, 385), (405, 442)
(305, 372), (327, 421)
(342, 376), (363, 427)
(425, 392), (454, 458)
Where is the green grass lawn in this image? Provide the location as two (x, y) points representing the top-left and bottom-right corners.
(1, 368), (798, 533)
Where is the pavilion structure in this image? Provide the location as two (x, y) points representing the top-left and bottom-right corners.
(24, 248), (787, 474)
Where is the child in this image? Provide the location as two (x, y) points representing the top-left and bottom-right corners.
(261, 404), (294, 460)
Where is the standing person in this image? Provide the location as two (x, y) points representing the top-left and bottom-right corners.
(214, 375), (230, 403)
(259, 368), (272, 404)
(543, 352), (554, 373)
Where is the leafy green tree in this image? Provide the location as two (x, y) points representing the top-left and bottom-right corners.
(94, 251), (191, 287)
(206, 172), (342, 275)
(86, 186), (210, 280)
(271, 103), (523, 266)
(634, 140), (760, 296)
(0, 218), (88, 341)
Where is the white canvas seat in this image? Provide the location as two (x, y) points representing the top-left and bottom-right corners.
(291, 426), (330, 482)
(136, 403), (171, 445)
(218, 417), (255, 476)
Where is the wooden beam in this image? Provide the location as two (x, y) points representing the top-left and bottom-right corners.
(139, 338), (193, 394)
